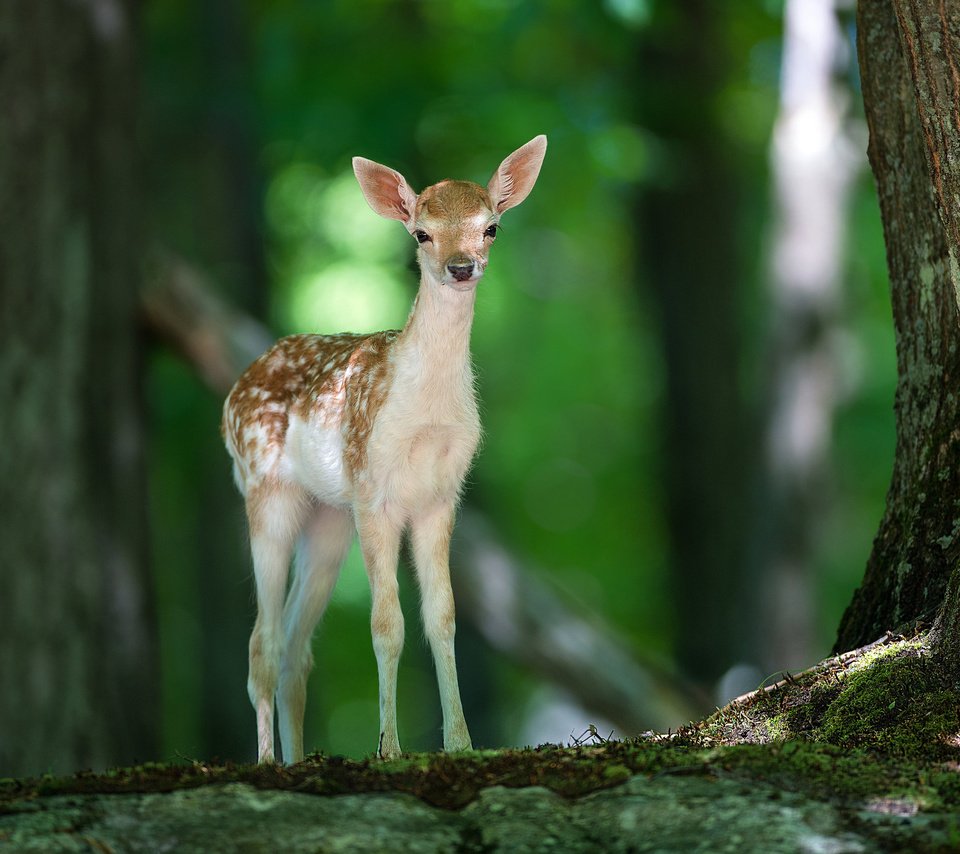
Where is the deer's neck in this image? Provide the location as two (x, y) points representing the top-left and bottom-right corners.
(394, 278), (476, 401)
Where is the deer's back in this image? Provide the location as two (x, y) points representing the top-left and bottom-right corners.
(222, 331), (398, 503)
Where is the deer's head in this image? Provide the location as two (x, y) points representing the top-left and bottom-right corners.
(353, 136), (547, 292)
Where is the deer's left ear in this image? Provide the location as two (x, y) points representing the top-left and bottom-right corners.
(353, 157), (420, 231)
(487, 135), (547, 213)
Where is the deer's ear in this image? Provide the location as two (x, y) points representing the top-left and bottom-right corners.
(487, 135), (547, 213)
(353, 157), (419, 231)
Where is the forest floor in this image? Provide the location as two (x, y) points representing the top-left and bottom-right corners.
(3, 633), (960, 852)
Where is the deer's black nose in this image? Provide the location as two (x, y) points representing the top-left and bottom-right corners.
(447, 260), (475, 282)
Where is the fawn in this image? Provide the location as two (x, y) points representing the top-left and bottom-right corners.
(222, 136), (547, 762)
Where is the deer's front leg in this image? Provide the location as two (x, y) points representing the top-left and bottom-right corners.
(357, 507), (405, 759)
(410, 504), (472, 753)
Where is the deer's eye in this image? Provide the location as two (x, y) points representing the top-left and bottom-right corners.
(414, 230), (431, 244)
(484, 224), (499, 239)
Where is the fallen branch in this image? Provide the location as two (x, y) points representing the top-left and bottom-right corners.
(726, 631), (904, 708)
(142, 249), (273, 394)
(452, 511), (707, 732)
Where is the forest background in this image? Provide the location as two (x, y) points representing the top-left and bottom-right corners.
(2, 0), (895, 773)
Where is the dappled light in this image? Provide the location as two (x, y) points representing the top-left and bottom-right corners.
(267, 165), (411, 334)
(288, 261), (408, 335)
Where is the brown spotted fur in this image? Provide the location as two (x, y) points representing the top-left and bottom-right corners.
(222, 331), (398, 488)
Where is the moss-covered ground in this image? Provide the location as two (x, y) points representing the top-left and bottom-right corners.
(3, 632), (959, 818)
(696, 631), (960, 758)
(3, 738), (960, 816)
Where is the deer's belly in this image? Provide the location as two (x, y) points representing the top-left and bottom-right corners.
(284, 414), (353, 507)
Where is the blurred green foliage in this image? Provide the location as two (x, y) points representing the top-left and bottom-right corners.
(141, 0), (893, 761)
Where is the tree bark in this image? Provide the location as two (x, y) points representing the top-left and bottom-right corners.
(0, 1), (158, 774)
(834, 0), (960, 654)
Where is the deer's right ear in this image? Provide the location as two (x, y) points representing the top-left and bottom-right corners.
(353, 157), (419, 231)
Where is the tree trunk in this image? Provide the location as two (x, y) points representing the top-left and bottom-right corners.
(141, 0), (272, 760)
(834, 0), (960, 654)
(0, 1), (158, 774)
(756, 0), (859, 674)
(636, 0), (758, 690)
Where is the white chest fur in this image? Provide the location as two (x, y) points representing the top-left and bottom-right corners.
(362, 345), (481, 514)
(278, 342), (481, 517)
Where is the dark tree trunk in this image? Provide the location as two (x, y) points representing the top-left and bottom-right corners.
(834, 0), (960, 654)
(636, 0), (759, 688)
(141, 0), (269, 761)
(0, 1), (158, 774)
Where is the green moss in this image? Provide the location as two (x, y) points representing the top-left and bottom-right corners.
(761, 713), (790, 742)
(601, 763), (631, 783)
(714, 742), (916, 804)
(695, 636), (959, 763)
(6, 739), (960, 817)
(784, 681), (843, 734)
(817, 654), (959, 757)
(377, 756), (433, 774)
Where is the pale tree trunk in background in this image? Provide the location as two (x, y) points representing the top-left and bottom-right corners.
(836, 0), (960, 658)
(757, 0), (861, 674)
(0, 1), (158, 775)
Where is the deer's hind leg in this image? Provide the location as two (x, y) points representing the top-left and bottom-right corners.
(277, 503), (354, 764)
(246, 480), (310, 763)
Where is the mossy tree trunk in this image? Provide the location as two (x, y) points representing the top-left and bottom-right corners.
(0, 1), (158, 774)
(835, 0), (960, 655)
